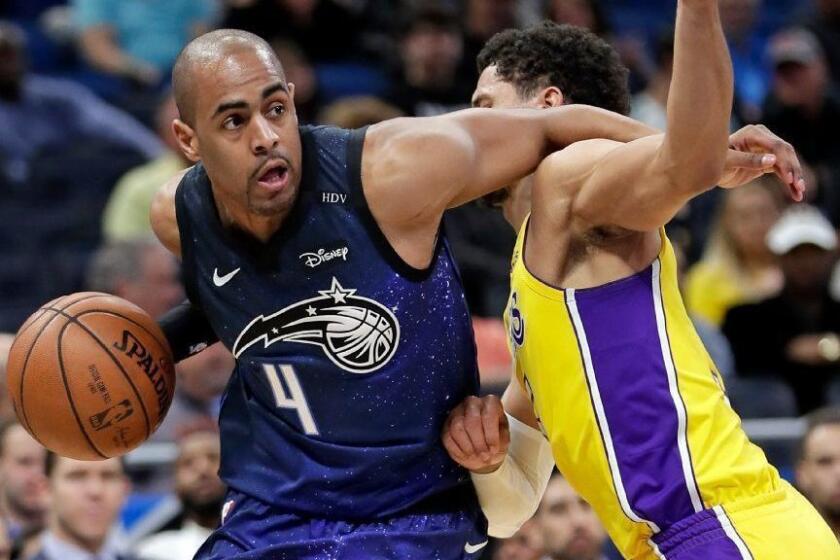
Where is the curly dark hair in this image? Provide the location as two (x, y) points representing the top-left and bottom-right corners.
(477, 21), (630, 116)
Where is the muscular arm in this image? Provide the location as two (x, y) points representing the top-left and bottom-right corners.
(537, 0), (735, 233)
(362, 105), (658, 229)
(150, 169), (189, 258)
(150, 168), (221, 361)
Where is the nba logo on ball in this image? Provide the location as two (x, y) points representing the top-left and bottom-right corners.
(233, 278), (400, 373)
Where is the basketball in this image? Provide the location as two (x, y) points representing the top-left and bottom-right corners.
(6, 292), (175, 460)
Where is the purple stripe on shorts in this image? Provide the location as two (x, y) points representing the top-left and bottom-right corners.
(652, 508), (749, 559)
(572, 266), (696, 528)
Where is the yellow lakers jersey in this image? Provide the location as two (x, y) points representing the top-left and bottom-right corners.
(506, 217), (782, 560)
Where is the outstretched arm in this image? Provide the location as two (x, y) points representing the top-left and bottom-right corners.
(362, 104), (658, 228)
(533, 0), (802, 233)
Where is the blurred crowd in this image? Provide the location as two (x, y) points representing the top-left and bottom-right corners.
(1, 0), (840, 557)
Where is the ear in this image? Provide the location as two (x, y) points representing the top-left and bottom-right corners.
(172, 119), (201, 163)
(536, 86), (565, 108)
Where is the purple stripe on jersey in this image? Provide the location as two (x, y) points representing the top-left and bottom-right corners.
(652, 508), (750, 559)
(572, 265), (696, 528)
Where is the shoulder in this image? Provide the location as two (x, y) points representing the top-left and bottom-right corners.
(150, 167), (192, 258)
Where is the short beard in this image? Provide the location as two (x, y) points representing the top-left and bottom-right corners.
(181, 492), (225, 525)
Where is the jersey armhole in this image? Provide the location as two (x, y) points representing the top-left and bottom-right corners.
(173, 172), (201, 305)
(346, 126), (441, 282)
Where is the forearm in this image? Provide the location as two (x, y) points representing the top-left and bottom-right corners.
(80, 28), (144, 76)
(158, 300), (220, 363)
(541, 104), (659, 149)
(660, 0), (732, 189)
(471, 414), (554, 537)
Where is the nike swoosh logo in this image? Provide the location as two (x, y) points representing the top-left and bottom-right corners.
(213, 267), (241, 287)
(464, 540), (488, 554)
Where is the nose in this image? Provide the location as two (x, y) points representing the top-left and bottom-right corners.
(250, 114), (279, 155)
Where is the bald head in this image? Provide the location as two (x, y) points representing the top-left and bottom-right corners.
(172, 29), (285, 126)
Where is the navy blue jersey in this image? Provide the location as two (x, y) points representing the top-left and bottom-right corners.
(174, 125), (480, 520)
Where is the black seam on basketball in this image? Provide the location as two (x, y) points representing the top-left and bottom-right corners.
(70, 309), (171, 357)
(16, 307), (49, 338)
(56, 320), (109, 460)
(16, 293), (104, 435)
(46, 308), (152, 442)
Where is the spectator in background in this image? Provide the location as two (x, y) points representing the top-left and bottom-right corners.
(492, 517), (543, 560)
(724, 205), (840, 414)
(548, 0), (611, 37)
(272, 40), (320, 124)
(0, 518), (11, 560)
(86, 238), (184, 321)
(0, 420), (47, 544)
(151, 345), (233, 443)
(31, 454), (132, 560)
(685, 178), (783, 326)
(805, 0), (840, 84)
(720, 0), (768, 121)
(317, 96), (403, 129)
(0, 21), (162, 184)
(537, 473), (608, 560)
(389, 5), (472, 116)
(134, 429), (225, 560)
(103, 93), (191, 241)
(0, 335), (15, 424)
(797, 407), (840, 540)
(222, 0), (368, 63)
(763, 28), (840, 197)
(73, 0), (217, 89)
(631, 28), (672, 131)
(461, 0), (518, 85)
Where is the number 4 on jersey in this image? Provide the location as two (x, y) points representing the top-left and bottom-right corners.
(262, 364), (319, 435)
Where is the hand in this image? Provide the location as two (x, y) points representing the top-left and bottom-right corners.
(720, 124), (805, 201)
(442, 395), (510, 474)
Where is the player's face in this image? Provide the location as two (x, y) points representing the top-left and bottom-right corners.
(472, 65), (536, 110)
(0, 425), (47, 517)
(175, 431), (225, 512)
(538, 477), (606, 560)
(49, 457), (128, 547)
(723, 186), (779, 259)
(189, 48), (302, 220)
(798, 424), (840, 516)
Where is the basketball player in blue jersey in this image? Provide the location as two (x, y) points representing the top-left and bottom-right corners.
(146, 28), (667, 560)
(442, 3), (839, 559)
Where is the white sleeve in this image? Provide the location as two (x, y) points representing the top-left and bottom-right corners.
(469, 413), (555, 538)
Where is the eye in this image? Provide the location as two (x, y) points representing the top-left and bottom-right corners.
(222, 114), (244, 130)
(268, 103), (286, 118)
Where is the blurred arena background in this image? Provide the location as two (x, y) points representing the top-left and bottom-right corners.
(1, 0), (840, 559)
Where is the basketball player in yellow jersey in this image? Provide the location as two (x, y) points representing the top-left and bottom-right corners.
(443, 2), (840, 559)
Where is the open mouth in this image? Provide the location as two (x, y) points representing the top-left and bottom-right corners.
(256, 160), (290, 194)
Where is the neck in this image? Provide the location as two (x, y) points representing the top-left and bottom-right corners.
(52, 520), (104, 554)
(501, 177), (533, 231)
(214, 191), (287, 243)
(817, 508), (840, 539)
(186, 509), (220, 530)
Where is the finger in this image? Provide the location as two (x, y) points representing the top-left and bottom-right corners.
(448, 413), (477, 458)
(442, 431), (468, 464)
(481, 396), (503, 454)
(725, 150), (776, 170)
(464, 397), (490, 460)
